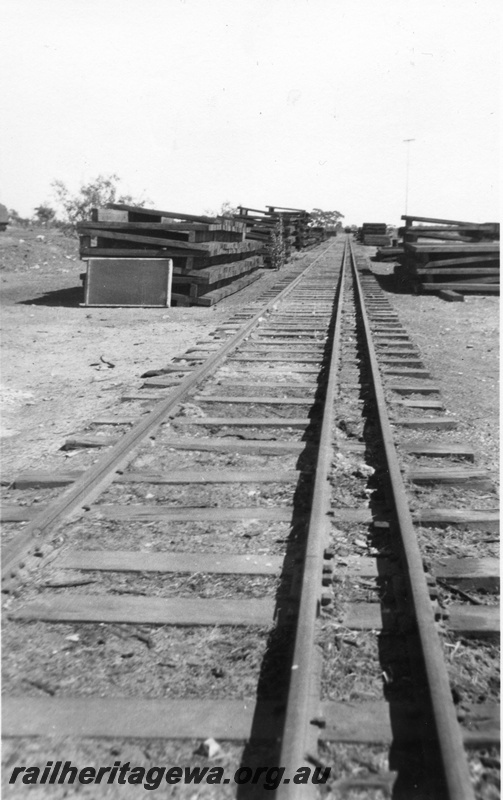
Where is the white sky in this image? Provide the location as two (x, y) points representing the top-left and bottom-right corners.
(0, 0), (500, 225)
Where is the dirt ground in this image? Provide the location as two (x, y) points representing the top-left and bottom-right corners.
(1, 227), (498, 480)
(0, 225), (299, 477)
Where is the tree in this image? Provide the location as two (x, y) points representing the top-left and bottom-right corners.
(52, 174), (150, 225)
(309, 208), (345, 229)
(7, 208), (30, 226)
(218, 201), (239, 218)
(34, 203), (56, 225)
(204, 201), (239, 218)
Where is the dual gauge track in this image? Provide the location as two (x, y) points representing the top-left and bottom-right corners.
(2, 237), (499, 798)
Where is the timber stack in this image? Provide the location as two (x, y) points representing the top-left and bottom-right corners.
(77, 204), (264, 306)
(234, 206), (291, 268)
(266, 206), (324, 251)
(357, 222), (390, 246)
(401, 214), (500, 296)
(235, 205), (325, 268)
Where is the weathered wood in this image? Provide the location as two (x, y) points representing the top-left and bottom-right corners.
(81, 248), (177, 259)
(401, 442), (474, 460)
(407, 243), (499, 254)
(375, 340), (415, 348)
(58, 550), (284, 575)
(448, 605), (500, 636)
(1, 505), (48, 522)
(330, 507), (390, 524)
(387, 383), (440, 394)
(432, 556), (499, 591)
(4, 695), (496, 745)
(395, 416), (457, 429)
(80, 220), (245, 243)
(194, 395), (312, 405)
(92, 208), (129, 222)
(415, 508), (499, 530)
(91, 417), (138, 425)
(373, 333), (409, 338)
(421, 254), (499, 267)
(229, 354), (322, 363)
(115, 469), (300, 484)
(331, 507), (498, 529)
(416, 267), (499, 276)
(407, 467), (490, 485)
(8, 468), (302, 490)
(438, 290), (465, 302)
(93, 506), (299, 522)
(204, 381), (318, 391)
(107, 203), (217, 224)
(240, 341), (324, 349)
(160, 436), (312, 455)
(10, 595), (275, 626)
(342, 602), (499, 635)
(321, 700), (499, 746)
(340, 555), (499, 590)
(194, 271), (263, 306)
(183, 256), (262, 285)
(11, 471), (84, 489)
(401, 215), (476, 226)
(397, 400), (444, 410)
(81, 229), (263, 257)
(384, 368), (430, 378)
(421, 283), (499, 293)
(405, 231), (474, 243)
(63, 435), (117, 449)
(142, 377), (183, 388)
(173, 416), (310, 427)
(2, 697), (281, 740)
(380, 358), (424, 368)
(80, 228), (204, 252)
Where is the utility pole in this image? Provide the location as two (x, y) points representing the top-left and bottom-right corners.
(403, 138), (415, 215)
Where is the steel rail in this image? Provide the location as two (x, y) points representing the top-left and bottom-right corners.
(2, 242), (337, 584)
(349, 240), (475, 800)
(276, 241), (347, 799)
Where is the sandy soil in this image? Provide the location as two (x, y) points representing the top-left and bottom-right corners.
(0, 226), (295, 476)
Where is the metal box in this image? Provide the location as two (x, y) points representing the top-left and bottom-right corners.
(83, 258), (172, 307)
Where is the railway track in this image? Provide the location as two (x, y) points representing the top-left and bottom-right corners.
(2, 237), (499, 798)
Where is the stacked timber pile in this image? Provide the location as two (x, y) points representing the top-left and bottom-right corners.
(358, 223), (390, 247)
(235, 206), (297, 268)
(235, 205), (324, 268)
(77, 204), (264, 306)
(266, 206), (324, 252)
(235, 207), (287, 268)
(401, 214), (500, 296)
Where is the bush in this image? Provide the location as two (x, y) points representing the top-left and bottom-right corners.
(34, 204), (57, 225)
(52, 174), (150, 226)
(269, 216), (286, 270)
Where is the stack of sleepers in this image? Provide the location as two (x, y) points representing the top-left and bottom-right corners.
(357, 222), (391, 247)
(266, 206), (320, 251)
(358, 223), (390, 246)
(236, 206), (322, 267)
(235, 206), (296, 267)
(78, 204), (264, 306)
(401, 214), (500, 295)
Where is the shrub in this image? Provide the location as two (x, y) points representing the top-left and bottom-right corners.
(52, 174), (150, 226)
